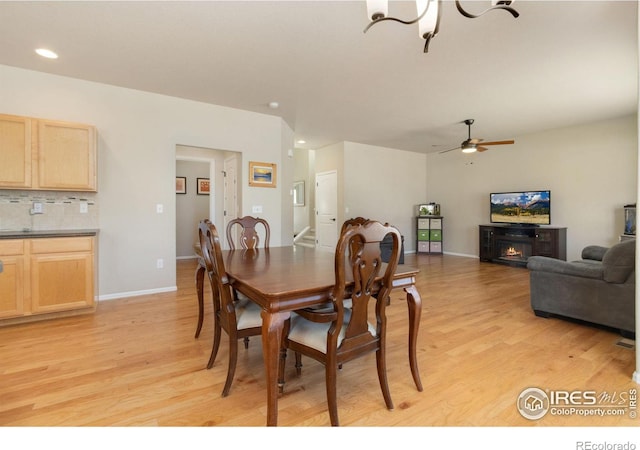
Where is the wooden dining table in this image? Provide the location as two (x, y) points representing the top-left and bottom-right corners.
(221, 245), (424, 426)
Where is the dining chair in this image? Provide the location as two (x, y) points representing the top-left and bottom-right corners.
(194, 242), (207, 339)
(194, 216), (270, 340)
(198, 219), (263, 397)
(278, 220), (402, 426)
(225, 215), (271, 348)
(341, 216), (369, 233)
(226, 216), (270, 250)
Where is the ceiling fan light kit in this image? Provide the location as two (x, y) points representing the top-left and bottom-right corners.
(461, 143), (477, 154)
(439, 119), (515, 155)
(364, 0), (519, 53)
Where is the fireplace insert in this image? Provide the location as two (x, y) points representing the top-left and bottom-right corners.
(496, 239), (532, 264)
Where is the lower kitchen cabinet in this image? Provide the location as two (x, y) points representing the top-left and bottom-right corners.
(0, 240), (25, 319)
(0, 234), (96, 325)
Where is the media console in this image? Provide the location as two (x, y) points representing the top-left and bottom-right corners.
(479, 224), (567, 267)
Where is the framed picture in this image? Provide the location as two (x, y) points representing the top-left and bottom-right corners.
(197, 178), (210, 195)
(418, 203), (440, 216)
(176, 177), (187, 194)
(249, 161), (277, 188)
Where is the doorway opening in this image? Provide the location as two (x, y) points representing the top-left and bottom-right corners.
(175, 145), (241, 263)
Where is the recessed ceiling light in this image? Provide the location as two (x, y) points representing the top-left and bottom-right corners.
(35, 48), (58, 59)
(296, 140), (306, 144)
(268, 101), (279, 109)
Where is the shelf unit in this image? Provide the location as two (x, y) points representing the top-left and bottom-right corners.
(417, 216), (443, 254)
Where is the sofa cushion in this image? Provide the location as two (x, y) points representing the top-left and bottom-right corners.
(527, 256), (604, 280)
(602, 240), (635, 283)
(581, 245), (608, 261)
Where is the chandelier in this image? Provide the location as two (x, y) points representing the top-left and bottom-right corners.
(364, 0), (519, 53)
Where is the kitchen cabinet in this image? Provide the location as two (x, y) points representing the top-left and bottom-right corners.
(0, 233), (96, 325)
(0, 240), (25, 319)
(0, 114), (32, 188)
(0, 113), (97, 191)
(30, 236), (95, 314)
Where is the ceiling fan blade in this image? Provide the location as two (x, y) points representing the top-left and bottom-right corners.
(469, 138), (483, 144)
(477, 146), (489, 152)
(481, 140), (515, 146)
(438, 146), (461, 154)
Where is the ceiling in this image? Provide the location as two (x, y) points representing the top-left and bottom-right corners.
(0, 1), (637, 154)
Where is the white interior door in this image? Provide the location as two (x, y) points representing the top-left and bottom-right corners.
(224, 156), (238, 249)
(315, 170), (338, 251)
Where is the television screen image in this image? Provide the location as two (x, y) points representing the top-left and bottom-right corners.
(490, 190), (551, 225)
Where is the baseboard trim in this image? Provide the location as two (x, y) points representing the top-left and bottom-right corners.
(98, 286), (177, 301)
(443, 251), (478, 259)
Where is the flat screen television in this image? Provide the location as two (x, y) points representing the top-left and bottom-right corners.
(490, 190), (551, 226)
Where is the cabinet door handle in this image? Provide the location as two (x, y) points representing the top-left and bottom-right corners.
(0, 260), (3, 273)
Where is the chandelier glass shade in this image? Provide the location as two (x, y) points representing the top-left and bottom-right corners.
(364, 0), (519, 53)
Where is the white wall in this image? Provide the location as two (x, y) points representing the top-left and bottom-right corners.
(343, 141), (428, 251)
(175, 160), (209, 258)
(279, 125), (295, 246)
(0, 64), (293, 299)
(426, 115), (638, 261)
(293, 148), (311, 234)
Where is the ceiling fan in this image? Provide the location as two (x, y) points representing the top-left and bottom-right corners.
(438, 119), (515, 154)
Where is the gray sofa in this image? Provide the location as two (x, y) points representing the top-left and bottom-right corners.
(527, 239), (635, 337)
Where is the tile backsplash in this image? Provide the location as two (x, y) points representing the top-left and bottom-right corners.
(0, 190), (98, 231)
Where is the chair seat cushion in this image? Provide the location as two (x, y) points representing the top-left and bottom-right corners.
(235, 290), (250, 301)
(235, 298), (263, 330)
(288, 309), (375, 354)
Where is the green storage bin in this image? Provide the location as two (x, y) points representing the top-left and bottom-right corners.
(430, 229), (442, 241)
(418, 230), (430, 241)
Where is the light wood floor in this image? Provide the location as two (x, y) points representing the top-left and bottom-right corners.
(0, 253), (637, 428)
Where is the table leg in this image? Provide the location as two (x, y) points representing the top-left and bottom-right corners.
(261, 310), (290, 426)
(404, 285), (423, 392)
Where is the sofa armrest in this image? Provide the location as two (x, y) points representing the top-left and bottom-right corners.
(527, 256), (604, 280)
(581, 245), (608, 261)
(602, 239), (636, 283)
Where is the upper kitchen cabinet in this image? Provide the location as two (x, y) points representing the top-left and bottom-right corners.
(0, 114), (97, 192)
(0, 114), (32, 188)
(37, 119), (97, 191)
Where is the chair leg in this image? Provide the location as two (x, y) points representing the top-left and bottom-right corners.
(194, 264), (205, 338)
(221, 336), (239, 397)
(295, 352), (302, 376)
(325, 362), (339, 426)
(243, 336), (250, 349)
(278, 348), (287, 394)
(206, 316), (222, 369)
(376, 347), (394, 411)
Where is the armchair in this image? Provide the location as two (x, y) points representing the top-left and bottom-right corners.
(527, 239), (635, 337)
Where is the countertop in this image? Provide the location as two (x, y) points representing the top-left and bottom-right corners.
(0, 229), (99, 239)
